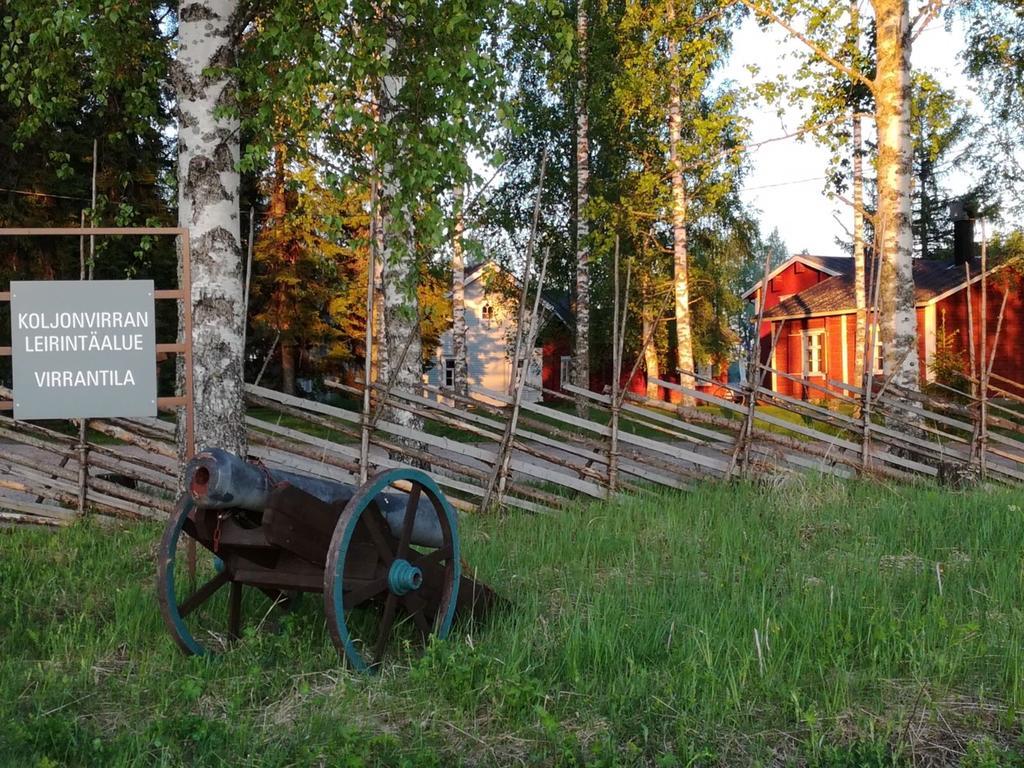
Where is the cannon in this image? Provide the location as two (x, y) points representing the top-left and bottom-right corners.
(157, 448), (495, 673)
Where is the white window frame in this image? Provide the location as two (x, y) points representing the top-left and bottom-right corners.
(802, 330), (826, 377)
(873, 335), (884, 375)
(481, 304), (494, 325)
(559, 355), (572, 387)
(444, 358), (455, 387)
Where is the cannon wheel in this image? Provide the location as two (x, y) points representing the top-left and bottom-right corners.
(324, 468), (461, 673)
(156, 496), (290, 656)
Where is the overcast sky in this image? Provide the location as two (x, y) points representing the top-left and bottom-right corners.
(719, 14), (978, 257)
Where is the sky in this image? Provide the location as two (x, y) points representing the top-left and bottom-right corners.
(719, 13), (979, 257)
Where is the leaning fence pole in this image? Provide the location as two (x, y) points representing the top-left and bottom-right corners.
(728, 245), (773, 477)
(359, 180), (379, 483)
(77, 209), (90, 516)
(860, 232), (884, 473)
(979, 221), (989, 479)
(242, 206), (256, 354)
(507, 149), (548, 397)
(483, 247), (550, 511)
(608, 236), (622, 495)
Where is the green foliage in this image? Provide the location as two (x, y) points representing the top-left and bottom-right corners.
(234, 0), (506, 265)
(4, 480), (1024, 765)
(928, 312), (970, 392)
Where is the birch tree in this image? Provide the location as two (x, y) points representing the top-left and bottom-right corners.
(615, 0), (743, 399)
(740, 0), (930, 391)
(574, 0), (592, 414)
(451, 186), (469, 398)
(174, 0), (246, 454)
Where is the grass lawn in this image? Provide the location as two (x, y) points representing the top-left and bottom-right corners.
(2, 479), (1024, 766)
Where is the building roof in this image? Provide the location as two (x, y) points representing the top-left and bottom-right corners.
(464, 261), (572, 326)
(763, 258), (988, 320)
(739, 254), (854, 299)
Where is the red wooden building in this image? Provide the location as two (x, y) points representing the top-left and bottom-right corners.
(745, 254), (1024, 398)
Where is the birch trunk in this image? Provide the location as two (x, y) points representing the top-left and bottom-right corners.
(573, 0), (591, 416)
(370, 181), (387, 384)
(874, 0), (919, 392)
(451, 185), (469, 399)
(175, 0), (246, 456)
(642, 299), (660, 401)
(377, 40), (422, 432)
(852, 113), (867, 384)
(667, 0), (695, 407)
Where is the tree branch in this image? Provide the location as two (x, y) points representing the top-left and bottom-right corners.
(910, 0), (944, 43)
(737, 0), (876, 92)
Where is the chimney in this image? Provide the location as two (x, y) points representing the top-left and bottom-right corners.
(949, 199), (974, 266)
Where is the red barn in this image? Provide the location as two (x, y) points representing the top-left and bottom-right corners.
(745, 254), (1024, 398)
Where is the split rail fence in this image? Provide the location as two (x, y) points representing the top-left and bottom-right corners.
(2, 364), (1024, 527)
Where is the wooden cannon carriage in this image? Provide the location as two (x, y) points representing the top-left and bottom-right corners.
(157, 448), (493, 673)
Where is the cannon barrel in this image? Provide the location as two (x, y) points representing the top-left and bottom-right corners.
(186, 447), (445, 548)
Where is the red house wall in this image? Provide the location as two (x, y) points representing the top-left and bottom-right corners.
(769, 314), (863, 399)
(541, 334), (572, 401)
(936, 277), (1024, 397)
(766, 276), (1024, 399)
(756, 261), (838, 365)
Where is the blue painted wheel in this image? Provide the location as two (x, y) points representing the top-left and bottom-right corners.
(157, 496), (218, 655)
(156, 497), (275, 655)
(323, 468), (461, 674)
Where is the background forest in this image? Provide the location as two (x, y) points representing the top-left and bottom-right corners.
(0, 0), (1021, 446)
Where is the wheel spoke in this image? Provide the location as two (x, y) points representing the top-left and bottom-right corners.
(402, 596), (432, 639)
(361, 506), (397, 564)
(411, 545), (453, 570)
(396, 485), (422, 560)
(228, 582), (243, 641)
(178, 570), (230, 618)
(373, 592), (400, 664)
(343, 577), (388, 609)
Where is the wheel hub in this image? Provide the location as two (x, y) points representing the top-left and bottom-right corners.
(387, 558), (423, 596)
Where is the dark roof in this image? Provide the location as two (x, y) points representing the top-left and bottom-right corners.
(798, 255), (856, 275)
(764, 258), (978, 319)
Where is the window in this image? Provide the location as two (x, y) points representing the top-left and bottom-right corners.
(874, 335), (884, 374)
(803, 330), (826, 376)
(481, 304), (494, 324)
(444, 359), (455, 387)
(560, 355), (572, 386)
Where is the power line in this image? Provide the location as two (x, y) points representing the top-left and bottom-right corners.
(0, 186), (91, 202)
(744, 176), (826, 192)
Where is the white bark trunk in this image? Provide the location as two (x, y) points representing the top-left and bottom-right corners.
(451, 186), (469, 399)
(667, 1), (695, 406)
(642, 300), (660, 400)
(852, 113), (867, 384)
(377, 41), (422, 432)
(573, 0), (591, 416)
(874, 0), (919, 392)
(175, 0), (246, 456)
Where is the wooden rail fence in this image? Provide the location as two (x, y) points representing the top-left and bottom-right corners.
(3, 366), (1024, 527)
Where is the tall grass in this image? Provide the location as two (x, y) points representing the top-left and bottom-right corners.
(2, 478), (1022, 766)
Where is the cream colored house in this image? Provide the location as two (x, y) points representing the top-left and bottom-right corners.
(426, 261), (571, 404)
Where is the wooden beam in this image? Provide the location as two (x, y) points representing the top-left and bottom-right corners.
(0, 226), (185, 237)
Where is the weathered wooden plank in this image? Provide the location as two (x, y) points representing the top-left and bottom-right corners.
(0, 497), (78, 521)
(0, 512), (69, 527)
(473, 385), (731, 474)
(247, 416), (551, 513)
(650, 378), (747, 415)
(564, 383), (729, 445)
(249, 386), (608, 498)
